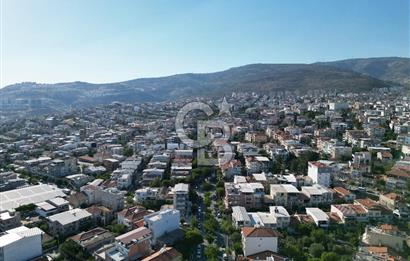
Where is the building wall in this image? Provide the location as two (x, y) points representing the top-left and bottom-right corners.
(1, 234), (42, 261)
(364, 228), (405, 252)
(243, 236), (278, 257)
(144, 210), (180, 242)
(308, 166), (331, 187)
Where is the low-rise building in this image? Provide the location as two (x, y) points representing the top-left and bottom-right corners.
(301, 184), (333, 206)
(47, 208), (92, 236)
(241, 227), (281, 257)
(270, 184), (301, 208)
(305, 207), (329, 227)
(142, 246), (182, 261)
(106, 227), (153, 261)
(0, 211), (21, 231)
(35, 197), (70, 217)
(81, 185), (125, 211)
(225, 180), (265, 209)
(362, 224), (407, 252)
(70, 227), (115, 254)
(134, 187), (161, 203)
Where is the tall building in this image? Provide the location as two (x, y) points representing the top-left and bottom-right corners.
(144, 209), (180, 243)
(173, 183), (190, 217)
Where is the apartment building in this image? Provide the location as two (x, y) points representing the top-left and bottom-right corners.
(81, 185), (125, 211)
(301, 184), (334, 206)
(134, 187), (161, 203)
(70, 227), (115, 254)
(35, 197), (70, 217)
(47, 208), (92, 236)
(105, 227), (153, 261)
(270, 184), (301, 208)
(225, 180), (265, 209)
(245, 156), (272, 174)
(231, 206), (290, 229)
(117, 206), (153, 229)
(142, 168), (164, 185)
(143, 209), (180, 244)
(0, 211), (21, 232)
(362, 224), (407, 252)
(0, 226), (43, 261)
(307, 161), (332, 187)
(173, 183), (190, 217)
(241, 227), (281, 257)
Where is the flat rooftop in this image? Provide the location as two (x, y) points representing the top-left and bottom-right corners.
(0, 184), (66, 211)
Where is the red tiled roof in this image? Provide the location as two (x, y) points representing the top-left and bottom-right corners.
(116, 227), (151, 245)
(333, 187), (351, 197)
(142, 247), (182, 261)
(242, 227), (281, 238)
(356, 198), (378, 209)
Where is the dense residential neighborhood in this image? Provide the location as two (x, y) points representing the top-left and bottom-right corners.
(0, 89), (409, 261)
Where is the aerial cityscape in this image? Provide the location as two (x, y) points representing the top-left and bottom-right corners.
(0, 1), (409, 261)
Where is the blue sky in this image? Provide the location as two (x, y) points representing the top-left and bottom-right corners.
(1, 0), (409, 87)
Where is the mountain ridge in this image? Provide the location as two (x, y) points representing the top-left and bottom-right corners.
(1, 57), (408, 114)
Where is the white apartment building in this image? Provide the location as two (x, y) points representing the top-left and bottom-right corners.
(81, 185), (125, 211)
(242, 227), (280, 257)
(142, 168), (164, 185)
(0, 226), (43, 261)
(269, 206), (291, 228)
(143, 209), (180, 243)
(301, 184), (334, 206)
(231, 206), (290, 229)
(134, 187), (160, 203)
(307, 161), (332, 187)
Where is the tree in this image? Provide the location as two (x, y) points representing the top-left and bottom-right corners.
(106, 224), (126, 236)
(123, 145), (134, 157)
(320, 252), (339, 261)
(149, 178), (161, 187)
(185, 228), (203, 246)
(204, 244), (219, 261)
(190, 217), (199, 228)
(216, 187), (225, 199)
(220, 218), (234, 234)
(174, 228), (203, 260)
(59, 239), (91, 261)
(309, 243), (325, 258)
(202, 181), (213, 191)
(233, 242), (243, 254)
(311, 229), (325, 243)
